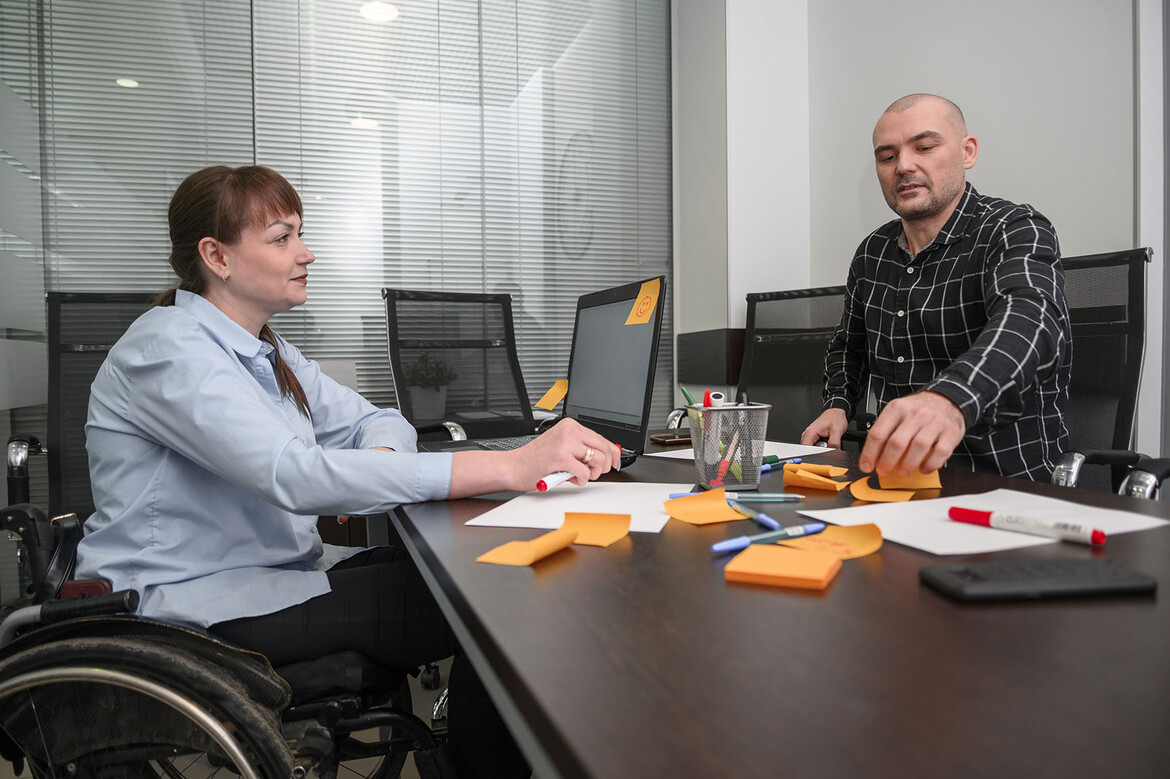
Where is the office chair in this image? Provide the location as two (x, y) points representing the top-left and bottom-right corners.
(735, 286), (860, 445)
(382, 289), (537, 440)
(1049, 248), (1151, 493)
(41, 292), (156, 519)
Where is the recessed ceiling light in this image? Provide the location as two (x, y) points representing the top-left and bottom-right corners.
(350, 116), (379, 129)
(360, 1), (399, 23)
(115, 78), (139, 88)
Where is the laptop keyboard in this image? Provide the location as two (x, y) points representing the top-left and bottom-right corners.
(477, 435), (538, 451)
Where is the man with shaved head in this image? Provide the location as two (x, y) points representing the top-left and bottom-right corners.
(801, 94), (1072, 480)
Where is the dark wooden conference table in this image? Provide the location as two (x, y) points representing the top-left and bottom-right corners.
(392, 447), (1170, 778)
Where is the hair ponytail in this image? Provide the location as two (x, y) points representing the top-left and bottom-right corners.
(260, 325), (313, 420)
(163, 165), (313, 419)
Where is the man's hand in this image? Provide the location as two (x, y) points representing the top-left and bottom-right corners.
(858, 391), (965, 476)
(801, 408), (849, 449)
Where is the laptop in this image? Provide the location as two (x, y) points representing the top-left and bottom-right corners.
(422, 275), (666, 464)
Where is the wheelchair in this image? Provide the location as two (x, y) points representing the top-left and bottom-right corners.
(0, 501), (455, 778)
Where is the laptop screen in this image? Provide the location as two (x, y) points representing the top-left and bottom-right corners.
(563, 275), (665, 453)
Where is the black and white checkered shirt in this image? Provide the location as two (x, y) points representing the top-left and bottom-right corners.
(824, 184), (1072, 480)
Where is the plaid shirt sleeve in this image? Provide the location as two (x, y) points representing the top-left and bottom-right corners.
(922, 210), (1068, 433)
(822, 185), (1072, 479)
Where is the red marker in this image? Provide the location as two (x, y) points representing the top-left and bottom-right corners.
(537, 471), (573, 492)
(948, 506), (1105, 546)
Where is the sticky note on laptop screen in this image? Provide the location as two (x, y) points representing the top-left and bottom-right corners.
(723, 545), (842, 590)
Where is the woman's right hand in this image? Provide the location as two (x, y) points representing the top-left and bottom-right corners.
(448, 418), (621, 497)
(513, 418), (621, 489)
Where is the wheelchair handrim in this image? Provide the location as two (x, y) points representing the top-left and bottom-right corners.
(0, 665), (263, 779)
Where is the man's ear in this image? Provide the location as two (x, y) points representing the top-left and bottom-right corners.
(962, 135), (979, 170)
(198, 236), (230, 280)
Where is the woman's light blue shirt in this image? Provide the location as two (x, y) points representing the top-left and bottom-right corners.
(75, 290), (453, 628)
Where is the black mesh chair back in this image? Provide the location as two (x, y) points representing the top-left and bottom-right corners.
(1059, 248), (1150, 491)
(382, 289), (535, 439)
(47, 292), (156, 519)
(736, 287), (846, 444)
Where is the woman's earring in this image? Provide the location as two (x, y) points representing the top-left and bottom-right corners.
(221, 273), (229, 282)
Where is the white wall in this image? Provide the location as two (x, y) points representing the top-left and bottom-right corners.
(725, 0), (810, 325)
(809, 1), (1136, 285)
(673, 0), (729, 335)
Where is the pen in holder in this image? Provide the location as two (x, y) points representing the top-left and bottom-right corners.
(686, 403), (771, 489)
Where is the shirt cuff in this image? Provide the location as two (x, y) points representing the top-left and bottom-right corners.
(415, 451), (454, 501)
(922, 378), (980, 428)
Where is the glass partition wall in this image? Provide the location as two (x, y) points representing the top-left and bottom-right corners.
(0, 0), (673, 543)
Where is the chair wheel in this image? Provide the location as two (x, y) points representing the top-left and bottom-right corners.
(421, 663), (441, 690)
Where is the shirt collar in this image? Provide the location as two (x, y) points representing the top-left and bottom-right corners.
(898, 182), (979, 254)
(174, 289), (272, 358)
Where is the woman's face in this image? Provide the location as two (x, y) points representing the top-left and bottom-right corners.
(219, 212), (315, 326)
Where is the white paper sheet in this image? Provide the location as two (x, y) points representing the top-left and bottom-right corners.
(642, 441), (832, 462)
(465, 482), (691, 534)
(798, 488), (1169, 555)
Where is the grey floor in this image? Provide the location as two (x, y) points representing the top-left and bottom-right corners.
(0, 656), (454, 778)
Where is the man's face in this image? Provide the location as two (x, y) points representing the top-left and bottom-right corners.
(872, 99), (977, 223)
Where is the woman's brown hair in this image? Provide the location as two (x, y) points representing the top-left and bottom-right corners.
(158, 165), (312, 419)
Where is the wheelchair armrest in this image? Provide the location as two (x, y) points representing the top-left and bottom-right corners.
(0, 589), (139, 648)
(60, 578), (114, 599)
(39, 589), (139, 625)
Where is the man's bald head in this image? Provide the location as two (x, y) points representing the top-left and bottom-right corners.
(880, 93), (967, 136)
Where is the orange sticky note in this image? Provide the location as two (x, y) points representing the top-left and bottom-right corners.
(624, 278), (661, 325)
(783, 469), (850, 492)
(778, 524), (883, 559)
(878, 470), (942, 490)
(724, 545), (841, 590)
(782, 462), (848, 478)
(664, 488), (743, 525)
(535, 380), (569, 410)
(848, 476), (914, 502)
(562, 512), (631, 547)
(477, 527), (577, 566)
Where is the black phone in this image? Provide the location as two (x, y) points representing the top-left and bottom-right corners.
(649, 432), (692, 446)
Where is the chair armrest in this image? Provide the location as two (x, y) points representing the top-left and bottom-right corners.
(1119, 457), (1170, 499)
(412, 421), (468, 441)
(666, 408), (687, 429)
(1051, 450), (1143, 489)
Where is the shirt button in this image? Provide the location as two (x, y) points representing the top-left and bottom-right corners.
(906, 267), (915, 274)
(897, 310), (905, 317)
(897, 356), (905, 364)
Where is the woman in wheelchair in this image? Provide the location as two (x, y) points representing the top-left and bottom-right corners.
(3, 165), (621, 777)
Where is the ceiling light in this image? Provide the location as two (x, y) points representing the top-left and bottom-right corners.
(115, 78), (139, 88)
(360, 1), (399, 23)
(350, 116), (379, 129)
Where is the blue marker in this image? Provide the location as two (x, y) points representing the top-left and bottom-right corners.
(727, 500), (781, 531)
(710, 521), (828, 554)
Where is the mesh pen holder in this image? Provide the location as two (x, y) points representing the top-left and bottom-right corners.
(687, 403), (771, 489)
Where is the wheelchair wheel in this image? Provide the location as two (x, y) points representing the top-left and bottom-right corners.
(0, 636), (293, 778)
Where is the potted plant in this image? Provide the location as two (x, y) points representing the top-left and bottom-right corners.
(403, 351), (457, 420)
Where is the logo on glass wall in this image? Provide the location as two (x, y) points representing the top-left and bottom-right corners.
(554, 131), (594, 259)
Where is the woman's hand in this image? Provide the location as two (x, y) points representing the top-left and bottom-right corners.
(515, 418), (621, 488)
(448, 418), (621, 497)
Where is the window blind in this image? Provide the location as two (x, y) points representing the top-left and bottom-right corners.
(33, 0), (674, 424)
